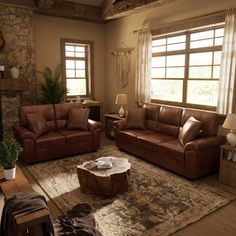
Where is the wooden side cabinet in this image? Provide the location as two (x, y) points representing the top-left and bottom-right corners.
(82, 101), (102, 122)
(105, 113), (124, 139)
(219, 144), (236, 188)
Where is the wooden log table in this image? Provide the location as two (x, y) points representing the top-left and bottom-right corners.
(77, 157), (131, 197)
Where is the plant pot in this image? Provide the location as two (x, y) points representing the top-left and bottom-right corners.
(4, 166), (16, 180)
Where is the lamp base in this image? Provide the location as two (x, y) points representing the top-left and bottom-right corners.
(119, 106), (125, 117)
(226, 131), (236, 147)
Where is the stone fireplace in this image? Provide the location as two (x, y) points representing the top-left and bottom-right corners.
(0, 79), (29, 140)
(0, 5), (36, 140)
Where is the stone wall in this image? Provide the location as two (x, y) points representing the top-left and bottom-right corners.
(0, 5), (36, 104)
(0, 5), (36, 140)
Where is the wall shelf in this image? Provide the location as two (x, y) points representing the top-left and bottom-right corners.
(0, 79), (29, 91)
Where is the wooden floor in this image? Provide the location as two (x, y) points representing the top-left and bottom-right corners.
(1, 133), (236, 236)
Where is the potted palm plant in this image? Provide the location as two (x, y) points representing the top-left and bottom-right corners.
(39, 63), (68, 104)
(0, 138), (23, 180)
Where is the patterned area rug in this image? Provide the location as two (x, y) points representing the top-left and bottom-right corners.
(26, 145), (235, 236)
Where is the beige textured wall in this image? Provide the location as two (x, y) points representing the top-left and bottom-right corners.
(104, 0), (236, 113)
(33, 14), (105, 105)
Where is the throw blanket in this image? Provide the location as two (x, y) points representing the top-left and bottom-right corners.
(0, 191), (54, 236)
(53, 203), (102, 236)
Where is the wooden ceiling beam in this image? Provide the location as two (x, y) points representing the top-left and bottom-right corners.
(101, 0), (116, 18)
(0, 0), (104, 23)
(102, 0), (177, 20)
(32, 0), (55, 9)
(34, 1), (103, 23)
(0, 0), (178, 23)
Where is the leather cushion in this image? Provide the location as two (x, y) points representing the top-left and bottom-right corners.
(66, 108), (89, 130)
(36, 131), (65, 149)
(126, 108), (146, 129)
(59, 130), (92, 144)
(137, 133), (175, 151)
(26, 113), (50, 137)
(158, 139), (185, 162)
(178, 116), (202, 146)
(143, 103), (160, 120)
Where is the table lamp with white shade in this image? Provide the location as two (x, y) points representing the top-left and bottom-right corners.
(115, 94), (127, 117)
(222, 114), (236, 146)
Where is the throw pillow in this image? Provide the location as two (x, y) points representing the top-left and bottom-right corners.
(178, 116), (202, 146)
(126, 108), (146, 129)
(26, 113), (50, 137)
(66, 108), (89, 130)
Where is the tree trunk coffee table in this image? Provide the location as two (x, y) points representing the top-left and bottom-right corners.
(77, 157), (131, 197)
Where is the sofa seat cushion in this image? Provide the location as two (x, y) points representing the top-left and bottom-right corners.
(59, 129), (92, 144)
(158, 139), (185, 162)
(119, 129), (155, 144)
(36, 132), (65, 149)
(137, 133), (175, 151)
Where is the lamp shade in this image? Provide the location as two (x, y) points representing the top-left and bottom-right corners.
(223, 114), (236, 130)
(115, 94), (127, 105)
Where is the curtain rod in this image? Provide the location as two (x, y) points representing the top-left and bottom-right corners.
(133, 9), (227, 34)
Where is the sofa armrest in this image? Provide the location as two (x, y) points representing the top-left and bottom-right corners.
(88, 119), (102, 132)
(114, 119), (127, 130)
(13, 124), (36, 142)
(185, 135), (226, 151)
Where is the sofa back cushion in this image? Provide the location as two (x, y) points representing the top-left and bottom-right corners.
(54, 103), (82, 130)
(181, 108), (219, 137)
(66, 108), (89, 130)
(20, 104), (56, 131)
(143, 103), (161, 130)
(157, 106), (183, 137)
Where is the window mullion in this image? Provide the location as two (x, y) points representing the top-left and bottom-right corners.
(183, 32), (190, 105)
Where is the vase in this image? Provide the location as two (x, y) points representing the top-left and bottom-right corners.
(4, 166), (16, 180)
(10, 66), (19, 79)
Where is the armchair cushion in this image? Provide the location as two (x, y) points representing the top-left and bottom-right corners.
(66, 108), (89, 131)
(178, 116), (202, 146)
(126, 108), (146, 129)
(26, 113), (50, 138)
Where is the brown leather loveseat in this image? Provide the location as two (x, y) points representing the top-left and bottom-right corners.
(114, 103), (225, 179)
(13, 103), (102, 164)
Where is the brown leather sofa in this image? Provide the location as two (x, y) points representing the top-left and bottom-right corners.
(13, 103), (102, 164)
(114, 103), (226, 179)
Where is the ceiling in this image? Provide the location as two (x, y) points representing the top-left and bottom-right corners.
(65, 0), (104, 7)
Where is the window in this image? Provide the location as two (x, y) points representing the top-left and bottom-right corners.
(61, 39), (94, 98)
(151, 24), (224, 110)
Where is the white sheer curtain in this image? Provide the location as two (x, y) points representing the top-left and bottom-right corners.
(217, 9), (236, 114)
(135, 29), (152, 103)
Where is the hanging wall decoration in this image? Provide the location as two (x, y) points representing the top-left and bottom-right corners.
(111, 43), (134, 89)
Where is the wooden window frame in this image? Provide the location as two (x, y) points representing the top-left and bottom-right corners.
(61, 38), (94, 99)
(151, 24), (224, 111)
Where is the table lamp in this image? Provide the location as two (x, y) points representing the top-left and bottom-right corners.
(115, 94), (127, 117)
(222, 114), (236, 146)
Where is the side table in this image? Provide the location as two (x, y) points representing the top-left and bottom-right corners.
(105, 113), (124, 139)
(0, 165), (50, 236)
(219, 144), (236, 188)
